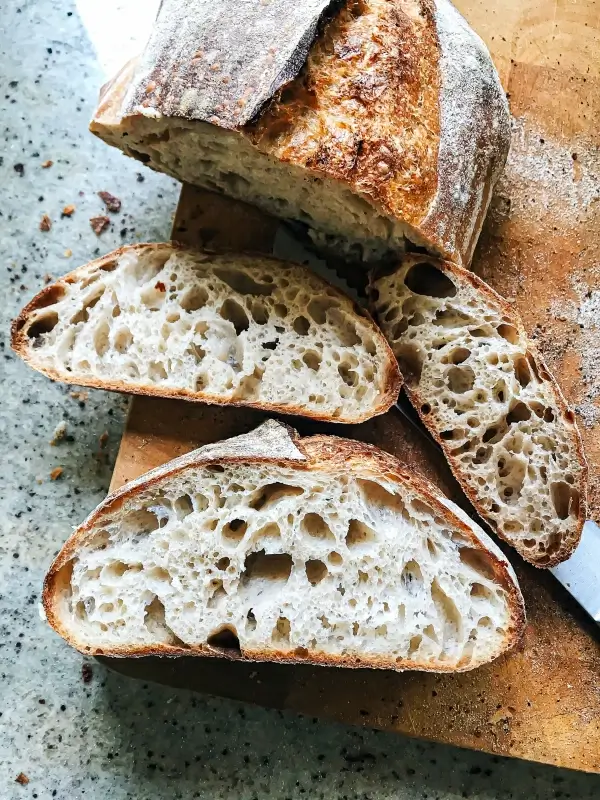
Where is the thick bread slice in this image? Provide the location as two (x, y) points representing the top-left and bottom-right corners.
(370, 256), (588, 567)
(11, 243), (400, 424)
(90, 0), (509, 268)
(43, 420), (525, 673)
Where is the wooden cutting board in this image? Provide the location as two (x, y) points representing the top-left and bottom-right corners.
(101, 0), (600, 773)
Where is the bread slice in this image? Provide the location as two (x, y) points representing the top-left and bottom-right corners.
(43, 420), (524, 672)
(370, 255), (588, 567)
(90, 0), (509, 268)
(11, 243), (400, 424)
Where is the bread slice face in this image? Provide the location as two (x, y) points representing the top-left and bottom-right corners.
(90, 0), (509, 268)
(43, 420), (525, 673)
(370, 256), (588, 567)
(11, 243), (400, 424)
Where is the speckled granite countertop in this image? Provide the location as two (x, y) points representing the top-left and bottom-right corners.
(1, 1), (600, 798)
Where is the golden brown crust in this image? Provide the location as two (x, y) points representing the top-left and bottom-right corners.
(250, 0), (441, 233)
(42, 423), (525, 672)
(11, 243), (401, 425)
(256, 0), (510, 266)
(369, 255), (588, 568)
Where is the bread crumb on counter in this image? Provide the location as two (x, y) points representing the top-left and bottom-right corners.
(90, 215), (110, 235)
(50, 467), (64, 481)
(50, 421), (67, 446)
(41, 159), (53, 168)
(98, 190), (121, 212)
(15, 773), (29, 785)
(39, 214), (51, 232)
(61, 204), (76, 217)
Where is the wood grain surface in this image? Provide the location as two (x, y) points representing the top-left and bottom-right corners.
(102, 0), (600, 773)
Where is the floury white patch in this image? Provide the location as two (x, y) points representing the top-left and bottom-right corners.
(123, 0), (339, 128)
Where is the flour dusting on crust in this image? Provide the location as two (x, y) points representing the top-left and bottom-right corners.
(123, 0), (338, 128)
(423, 0), (510, 265)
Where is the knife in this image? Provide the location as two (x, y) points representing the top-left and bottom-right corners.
(551, 522), (600, 624)
(273, 225), (600, 626)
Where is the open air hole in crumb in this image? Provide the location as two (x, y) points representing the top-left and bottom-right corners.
(220, 299), (249, 335)
(293, 315), (310, 335)
(249, 483), (303, 511)
(28, 311), (59, 339)
(497, 323), (519, 344)
(207, 626), (240, 651)
(181, 286), (208, 311)
(241, 550), (293, 583)
(222, 518), (247, 543)
(404, 263), (457, 298)
(305, 559), (328, 585)
(214, 268), (273, 296)
(302, 513), (335, 541)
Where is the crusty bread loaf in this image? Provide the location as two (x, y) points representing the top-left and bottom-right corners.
(370, 255), (588, 567)
(43, 420), (525, 672)
(11, 243), (400, 423)
(90, 0), (509, 268)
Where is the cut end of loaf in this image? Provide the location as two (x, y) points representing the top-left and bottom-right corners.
(44, 426), (524, 673)
(89, 0), (440, 267)
(92, 113), (431, 265)
(371, 256), (588, 567)
(12, 243), (400, 423)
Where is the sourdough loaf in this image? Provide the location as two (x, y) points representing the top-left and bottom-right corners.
(43, 420), (525, 672)
(11, 243), (400, 423)
(370, 255), (588, 567)
(90, 0), (510, 268)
